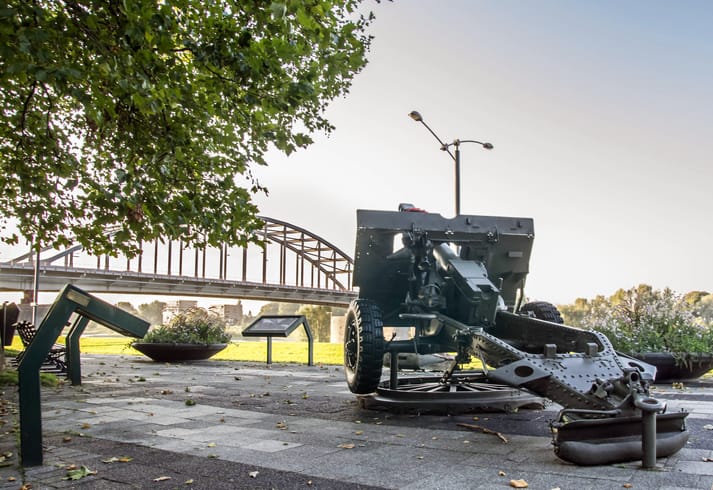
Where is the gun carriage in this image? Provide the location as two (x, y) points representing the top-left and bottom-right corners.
(343, 205), (689, 465)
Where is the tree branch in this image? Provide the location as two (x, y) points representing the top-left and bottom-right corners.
(20, 81), (38, 134)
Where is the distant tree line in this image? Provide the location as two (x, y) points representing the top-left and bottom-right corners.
(255, 302), (346, 343)
(115, 300), (167, 327)
(113, 300), (344, 343)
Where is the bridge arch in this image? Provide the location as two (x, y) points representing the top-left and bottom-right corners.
(0, 217), (357, 306)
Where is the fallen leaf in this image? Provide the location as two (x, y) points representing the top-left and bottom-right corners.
(64, 466), (97, 481)
(510, 479), (528, 488)
(153, 476), (172, 482)
(354, 430), (364, 435)
(7, 477), (16, 482)
(207, 442), (217, 447)
(102, 456), (133, 464)
(499, 471), (506, 476)
(184, 479), (194, 485)
(62, 436), (72, 443)
(81, 423), (91, 429)
(338, 443), (356, 449)
(66, 464), (78, 470)
(622, 484), (633, 489)
(249, 471), (259, 478)
(276, 421), (288, 430)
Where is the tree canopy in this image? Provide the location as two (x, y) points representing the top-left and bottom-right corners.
(0, 1), (373, 256)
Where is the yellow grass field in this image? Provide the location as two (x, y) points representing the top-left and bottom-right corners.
(6, 336), (345, 366)
(5, 336), (486, 369)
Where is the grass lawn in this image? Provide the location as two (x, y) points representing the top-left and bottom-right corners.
(5, 335), (485, 369)
(3, 336), (345, 366)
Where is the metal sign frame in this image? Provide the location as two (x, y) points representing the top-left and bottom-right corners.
(242, 315), (314, 366)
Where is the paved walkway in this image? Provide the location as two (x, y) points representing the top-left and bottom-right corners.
(1, 355), (712, 489)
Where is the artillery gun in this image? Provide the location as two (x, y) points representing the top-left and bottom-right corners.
(343, 204), (689, 466)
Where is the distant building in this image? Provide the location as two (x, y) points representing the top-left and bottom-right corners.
(162, 300), (198, 324)
(209, 301), (243, 325)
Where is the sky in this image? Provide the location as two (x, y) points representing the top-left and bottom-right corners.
(252, 0), (713, 305)
(2, 1), (712, 310)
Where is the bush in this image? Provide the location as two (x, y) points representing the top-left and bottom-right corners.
(141, 308), (231, 344)
(561, 285), (713, 355)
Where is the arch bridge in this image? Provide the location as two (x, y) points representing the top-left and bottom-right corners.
(0, 217), (357, 307)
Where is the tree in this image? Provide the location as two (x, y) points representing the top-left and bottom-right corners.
(298, 304), (332, 342)
(0, 1), (373, 256)
(116, 301), (139, 316)
(257, 302), (300, 317)
(138, 300), (166, 326)
(684, 290), (710, 306)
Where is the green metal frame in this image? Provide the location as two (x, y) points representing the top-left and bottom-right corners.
(18, 284), (149, 466)
(66, 315), (90, 385)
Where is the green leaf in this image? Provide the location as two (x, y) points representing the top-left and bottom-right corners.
(0, 0), (373, 255)
(64, 465), (97, 480)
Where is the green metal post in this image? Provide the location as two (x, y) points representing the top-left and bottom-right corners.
(302, 320), (314, 367)
(66, 316), (90, 385)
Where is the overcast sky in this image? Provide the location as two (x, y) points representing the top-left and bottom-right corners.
(2, 1), (711, 311)
(253, 0), (713, 304)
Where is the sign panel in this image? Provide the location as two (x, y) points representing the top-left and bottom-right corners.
(241, 315), (305, 338)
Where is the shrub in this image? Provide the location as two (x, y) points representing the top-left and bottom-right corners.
(561, 285), (713, 355)
(141, 308), (230, 344)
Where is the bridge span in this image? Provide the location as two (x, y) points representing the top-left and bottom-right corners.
(0, 217), (357, 307)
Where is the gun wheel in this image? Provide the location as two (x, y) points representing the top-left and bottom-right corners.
(519, 301), (564, 323)
(344, 299), (384, 394)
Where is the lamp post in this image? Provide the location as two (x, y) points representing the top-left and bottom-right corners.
(408, 110), (493, 216)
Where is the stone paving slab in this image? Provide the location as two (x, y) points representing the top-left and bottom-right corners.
(1, 354), (713, 489)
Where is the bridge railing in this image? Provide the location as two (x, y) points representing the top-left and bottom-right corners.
(1, 217), (354, 299)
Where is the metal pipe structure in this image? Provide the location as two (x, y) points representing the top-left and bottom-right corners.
(408, 111), (493, 215)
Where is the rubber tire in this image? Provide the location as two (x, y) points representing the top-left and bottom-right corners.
(520, 301), (564, 324)
(344, 299), (385, 394)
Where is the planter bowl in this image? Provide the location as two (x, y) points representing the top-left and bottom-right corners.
(630, 352), (713, 383)
(132, 342), (229, 362)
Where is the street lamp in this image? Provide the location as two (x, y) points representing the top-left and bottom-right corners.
(408, 110), (493, 216)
